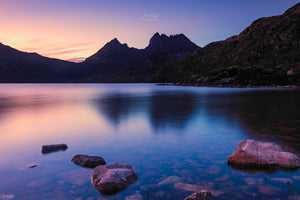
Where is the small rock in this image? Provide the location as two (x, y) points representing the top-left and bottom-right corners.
(41, 144), (68, 154)
(157, 176), (181, 186)
(228, 139), (300, 169)
(185, 190), (212, 200)
(92, 163), (138, 194)
(71, 154), (106, 168)
(271, 178), (293, 184)
(28, 164), (38, 168)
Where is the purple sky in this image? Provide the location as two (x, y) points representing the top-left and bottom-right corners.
(0, 0), (298, 62)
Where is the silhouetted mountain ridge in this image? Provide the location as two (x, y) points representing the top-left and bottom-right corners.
(81, 33), (200, 76)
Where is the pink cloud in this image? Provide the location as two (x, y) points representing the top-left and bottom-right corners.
(43, 48), (88, 57)
(66, 57), (86, 63)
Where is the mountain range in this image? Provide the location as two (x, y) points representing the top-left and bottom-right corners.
(0, 3), (299, 85)
(0, 33), (199, 82)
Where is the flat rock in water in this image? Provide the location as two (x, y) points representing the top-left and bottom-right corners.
(71, 154), (106, 168)
(185, 190), (212, 200)
(57, 168), (92, 186)
(157, 175), (181, 186)
(41, 144), (68, 154)
(91, 162), (138, 194)
(228, 139), (300, 169)
(174, 182), (223, 197)
(125, 191), (143, 200)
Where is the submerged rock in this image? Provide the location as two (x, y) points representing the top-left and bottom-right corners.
(185, 190), (212, 200)
(125, 191), (143, 200)
(41, 144), (68, 154)
(174, 182), (223, 197)
(91, 163), (138, 194)
(271, 178), (293, 184)
(157, 175), (181, 186)
(228, 139), (300, 169)
(71, 154), (106, 168)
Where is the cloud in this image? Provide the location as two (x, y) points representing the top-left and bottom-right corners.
(66, 57), (86, 63)
(43, 48), (88, 57)
(22, 39), (92, 53)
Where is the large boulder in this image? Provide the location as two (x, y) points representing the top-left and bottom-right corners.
(71, 154), (106, 168)
(228, 139), (300, 169)
(91, 163), (138, 194)
(41, 144), (68, 154)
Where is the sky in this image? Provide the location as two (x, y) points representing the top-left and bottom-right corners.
(0, 0), (298, 62)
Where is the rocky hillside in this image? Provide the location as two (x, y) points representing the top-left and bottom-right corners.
(134, 3), (300, 86)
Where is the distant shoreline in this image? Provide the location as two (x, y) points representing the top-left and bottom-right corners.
(157, 83), (300, 89)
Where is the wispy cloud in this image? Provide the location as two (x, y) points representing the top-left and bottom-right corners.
(66, 57), (86, 63)
(43, 48), (88, 57)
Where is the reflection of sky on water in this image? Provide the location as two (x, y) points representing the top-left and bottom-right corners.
(0, 84), (299, 199)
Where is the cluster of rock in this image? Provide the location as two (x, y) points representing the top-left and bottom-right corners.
(70, 154), (138, 194)
(40, 144), (138, 194)
(39, 138), (300, 199)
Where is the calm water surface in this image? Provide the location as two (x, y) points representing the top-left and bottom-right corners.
(0, 84), (299, 200)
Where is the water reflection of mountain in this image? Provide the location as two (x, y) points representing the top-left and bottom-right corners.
(226, 90), (300, 153)
(94, 88), (300, 153)
(202, 90), (300, 153)
(94, 91), (198, 130)
(149, 92), (198, 130)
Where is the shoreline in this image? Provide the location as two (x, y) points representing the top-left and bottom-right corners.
(157, 83), (300, 89)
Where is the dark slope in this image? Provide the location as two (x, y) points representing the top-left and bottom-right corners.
(0, 43), (81, 82)
(134, 3), (300, 86)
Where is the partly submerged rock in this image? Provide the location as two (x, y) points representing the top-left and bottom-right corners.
(185, 190), (212, 200)
(71, 154), (106, 168)
(91, 163), (138, 194)
(41, 144), (68, 154)
(228, 139), (300, 169)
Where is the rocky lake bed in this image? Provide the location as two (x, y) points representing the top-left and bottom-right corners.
(0, 84), (299, 199)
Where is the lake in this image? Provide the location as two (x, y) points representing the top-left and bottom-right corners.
(0, 84), (299, 200)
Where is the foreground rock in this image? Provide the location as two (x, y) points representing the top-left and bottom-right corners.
(71, 154), (106, 168)
(185, 190), (212, 200)
(228, 139), (300, 169)
(92, 163), (138, 194)
(41, 144), (68, 154)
